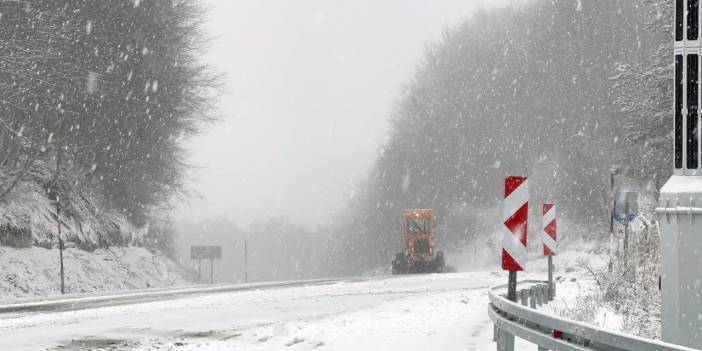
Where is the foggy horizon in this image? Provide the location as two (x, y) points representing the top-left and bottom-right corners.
(177, 0), (525, 228)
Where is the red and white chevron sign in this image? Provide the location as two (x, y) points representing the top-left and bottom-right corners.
(502, 176), (528, 271)
(543, 203), (557, 256)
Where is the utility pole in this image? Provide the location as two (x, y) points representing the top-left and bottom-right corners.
(56, 138), (65, 295)
(57, 194), (65, 295)
(244, 239), (248, 283)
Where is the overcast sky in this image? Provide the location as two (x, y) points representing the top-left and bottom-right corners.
(178, 0), (524, 227)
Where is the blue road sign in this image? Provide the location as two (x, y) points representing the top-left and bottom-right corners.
(613, 191), (638, 225)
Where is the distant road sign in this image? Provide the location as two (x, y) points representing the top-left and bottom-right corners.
(190, 246), (222, 260)
(613, 192), (638, 225)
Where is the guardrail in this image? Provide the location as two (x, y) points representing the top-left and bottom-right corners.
(488, 280), (696, 351)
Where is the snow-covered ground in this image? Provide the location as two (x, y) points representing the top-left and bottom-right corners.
(0, 246), (191, 300)
(0, 272), (497, 350)
(0, 256), (604, 351)
(0, 238), (614, 350)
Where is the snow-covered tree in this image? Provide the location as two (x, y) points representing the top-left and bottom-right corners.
(331, 0), (655, 274)
(0, 0), (218, 246)
(612, 0), (673, 194)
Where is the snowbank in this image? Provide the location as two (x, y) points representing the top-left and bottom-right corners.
(0, 246), (192, 300)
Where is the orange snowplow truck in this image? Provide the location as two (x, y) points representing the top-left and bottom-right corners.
(391, 209), (445, 274)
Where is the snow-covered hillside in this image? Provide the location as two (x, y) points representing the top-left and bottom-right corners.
(0, 246), (191, 300)
(0, 164), (192, 300)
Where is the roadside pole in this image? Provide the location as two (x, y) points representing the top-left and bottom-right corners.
(507, 271), (517, 301)
(543, 203), (557, 299)
(548, 256), (554, 298)
(210, 258), (214, 284)
(57, 195), (65, 295)
(624, 201), (630, 253)
(609, 168), (617, 272)
(498, 176), (529, 351)
(56, 138), (65, 295)
(244, 239), (248, 283)
(613, 192), (637, 265)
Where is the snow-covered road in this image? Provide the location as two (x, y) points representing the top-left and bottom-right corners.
(0, 272), (511, 350)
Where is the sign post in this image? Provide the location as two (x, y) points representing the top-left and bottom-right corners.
(613, 191), (638, 261)
(608, 168), (619, 272)
(190, 246), (222, 283)
(543, 203), (557, 300)
(498, 176), (528, 351)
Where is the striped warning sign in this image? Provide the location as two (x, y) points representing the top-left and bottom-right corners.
(502, 176), (528, 271)
(543, 203), (557, 256)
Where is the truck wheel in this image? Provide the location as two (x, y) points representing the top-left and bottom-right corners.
(433, 251), (445, 273)
(392, 253), (407, 275)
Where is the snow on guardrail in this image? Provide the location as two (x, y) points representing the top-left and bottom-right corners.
(488, 280), (696, 351)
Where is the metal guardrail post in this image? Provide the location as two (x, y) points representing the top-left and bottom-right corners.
(496, 276), (519, 351)
(496, 328), (515, 351)
(537, 285), (543, 305)
(541, 284), (548, 305)
(540, 285), (551, 351)
(529, 287), (536, 309)
(520, 289), (528, 306)
(542, 285), (547, 305)
(538, 285), (544, 304)
(529, 285), (549, 351)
